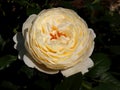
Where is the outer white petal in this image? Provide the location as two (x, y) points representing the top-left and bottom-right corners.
(22, 14), (37, 37)
(13, 33), (20, 49)
(23, 54), (35, 68)
(13, 34), (18, 45)
(23, 54), (59, 74)
(61, 58), (94, 77)
(89, 28), (96, 39)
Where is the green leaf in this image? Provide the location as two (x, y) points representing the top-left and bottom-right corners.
(93, 83), (120, 90)
(0, 55), (17, 70)
(92, 0), (100, 4)
(0, 35), (5, 51)
(0, 35), (4, 45)
(93, 72), (120, 90)
(31, 72), (52, 90)
(59, 1), (74, 9)
(20, 65), (34, 79)
(14, 0), (29, 7)
(87, 53), (111, 78)
(100, 72), (120, 87)
(26, 3), (41, 16)
(55, 73), (83, 90)
(0, 81), (19, 90)
(109, 46), (120, 55)
(81, 81), (92, 90)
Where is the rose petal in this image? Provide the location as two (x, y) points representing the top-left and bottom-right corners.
(61, 58), (94, 77)
(88, 42), (95, 57)
(18, 49), (26, 60)
(13, 31), (59, 75)
(89, 28), (96, 39)
(22, 14), (37, 37)
(13, 33), (19, 49)
(23, 54), (59, 74)
(13, 32), (24, 50)
(13, 33), (18, 44)
(23, 54), (36, 68)
(13, 32), (27, 60)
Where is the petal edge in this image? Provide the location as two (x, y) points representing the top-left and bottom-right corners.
(23, 54), (59, 74)
(61, 58), (94, 77)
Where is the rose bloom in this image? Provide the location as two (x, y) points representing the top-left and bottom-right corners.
(13, 7), (96, 77)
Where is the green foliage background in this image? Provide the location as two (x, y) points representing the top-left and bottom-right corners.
(0, 0), (120, 90)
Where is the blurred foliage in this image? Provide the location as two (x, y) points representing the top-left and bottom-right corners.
(0, 0), (120, 90)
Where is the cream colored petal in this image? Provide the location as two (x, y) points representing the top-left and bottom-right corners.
(13, 18), (59, 74)
(23, 54), (59, 74)
(61, 58), (94, 77)
(89, 28), (96, 39)
(88, 42), (95, 57)
(22, 14), (37, 37)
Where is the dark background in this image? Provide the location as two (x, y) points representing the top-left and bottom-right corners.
(0, 0), (120, 90)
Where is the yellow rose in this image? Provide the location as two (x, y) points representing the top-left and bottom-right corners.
(13, 7), (96, 77)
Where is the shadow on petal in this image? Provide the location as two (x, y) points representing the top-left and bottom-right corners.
(23, 53), (59, 74)
(13, 32), (27, 60)
(13, 32), (59, 74)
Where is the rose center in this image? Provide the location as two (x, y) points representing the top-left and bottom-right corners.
(50, 26), (67, 40)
